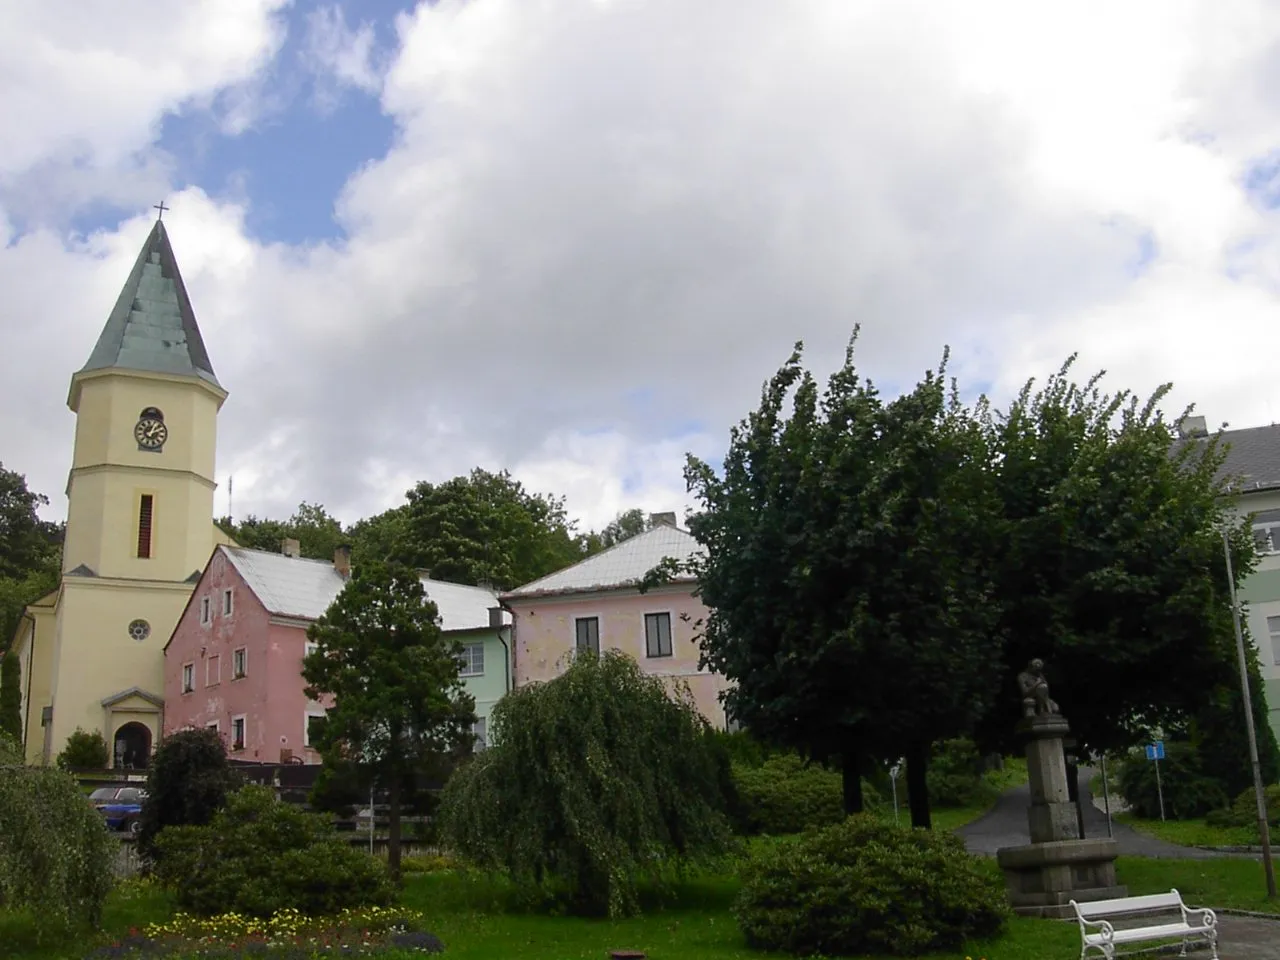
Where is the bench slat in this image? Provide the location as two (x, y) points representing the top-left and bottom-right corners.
(1084, 923), (1201, 945)
(1074, 893), (1183, 917)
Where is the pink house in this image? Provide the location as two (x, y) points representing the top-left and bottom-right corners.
(501, 514), (732, 727)
(164, 541), (508, 763)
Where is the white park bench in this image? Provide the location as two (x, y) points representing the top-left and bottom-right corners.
(1070, 890), (1218, 960)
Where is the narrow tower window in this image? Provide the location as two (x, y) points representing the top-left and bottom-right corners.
(137, 494), (154, 559)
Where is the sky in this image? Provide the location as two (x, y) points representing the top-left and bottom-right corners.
(3, 0), (1280, 534)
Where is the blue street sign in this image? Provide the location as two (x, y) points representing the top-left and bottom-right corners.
(1145, 741), (1165, 761)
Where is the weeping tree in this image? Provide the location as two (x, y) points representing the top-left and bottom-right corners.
(676, 336), (1004, 827)
(438, 651), (734, 917)
(0, 734), (114, 939)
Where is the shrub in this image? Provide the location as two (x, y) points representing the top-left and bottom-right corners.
(55, 727), (111, 770)
(734, 814), (1008, 956)
(732, 754), (843, 834)
(1205, 784), (1280, 830)
(153, 785), (395, 917)
(1117, 742), (1229, 820)
(927, 737), (994, 809)
(138, 727), (240, 864)
(438, 651), (734, 918)
(0, 733), (115, 938)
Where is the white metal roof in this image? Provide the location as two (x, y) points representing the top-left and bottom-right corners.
(221, 546), (506, 631)
(502, 524), (702, 599)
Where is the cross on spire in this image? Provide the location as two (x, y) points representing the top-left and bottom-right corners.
(153, 200), (169, 221)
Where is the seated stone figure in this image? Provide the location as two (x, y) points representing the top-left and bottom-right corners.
(1018, 658), (1059, 718)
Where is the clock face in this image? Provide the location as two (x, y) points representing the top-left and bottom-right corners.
(134, 417), (168, 451)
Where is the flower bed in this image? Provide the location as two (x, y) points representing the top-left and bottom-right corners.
(85, 906), (444, 958)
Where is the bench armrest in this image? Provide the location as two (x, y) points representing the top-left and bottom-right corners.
(1182, 905), (1217, 928)
(1076, 916), (1115, 941)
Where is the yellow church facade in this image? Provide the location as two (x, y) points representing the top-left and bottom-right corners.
(10, 219), (234, 767)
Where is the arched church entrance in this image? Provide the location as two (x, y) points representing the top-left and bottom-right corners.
(113, 722), (152, 769)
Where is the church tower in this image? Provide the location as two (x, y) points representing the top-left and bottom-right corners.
(31, 218), (230, 766)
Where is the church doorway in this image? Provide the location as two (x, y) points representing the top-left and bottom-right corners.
(113, 722), (152, 770)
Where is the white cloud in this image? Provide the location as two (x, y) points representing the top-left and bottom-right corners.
(302, 4), (383, 104)
(5, 0), (1280, 538)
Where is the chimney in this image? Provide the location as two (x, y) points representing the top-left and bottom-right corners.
(281, 538), (301, 559)
(488, 606), (505, 630)
(648, 512), (678, 528)
(333, 544), (352, 579)
(1177, 415), (1208, 439)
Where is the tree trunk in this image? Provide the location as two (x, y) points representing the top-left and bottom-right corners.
(388, 774), (402, 883)
(905, 743), (932, 830)
(1065, 758), (1085, 839)
(841, 749), (864, 815)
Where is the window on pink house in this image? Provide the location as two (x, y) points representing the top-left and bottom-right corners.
(644, 612), (673, 658)
(574, 617), (599, 654)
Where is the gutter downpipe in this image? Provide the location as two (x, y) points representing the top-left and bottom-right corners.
(498, 601), (515, 694)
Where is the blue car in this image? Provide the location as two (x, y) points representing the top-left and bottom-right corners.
(90, 786), (147, 834)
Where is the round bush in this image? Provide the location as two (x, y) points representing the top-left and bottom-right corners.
(1205, 784), (1280, 830)
(734, 814), (1008, 956)
(732, 754), (884, 835)
(1116, 742), (1228, 820)
(154, 785), (395, 917)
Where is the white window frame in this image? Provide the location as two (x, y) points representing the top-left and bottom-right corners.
(230, 715), (246, 751)
(181, 662), (194, 694)
(206, 654), (220, 686)
(1268, 615), (1280, 666)
(206, 720), (220, 732)
(232, 647), (247, 679)
(200, 596), (211, 624)
(222, 589), (234, 616)
(458, 641), (485, 677)
(304, 641), (319, 661)
(644, 611), (674, 658)
(473, 716), (488, 751)
(574, 616), (601, 656)
(303, 707), (326, 748)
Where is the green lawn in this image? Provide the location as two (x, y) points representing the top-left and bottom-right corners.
(17, 828), (1278, 960)
(1116, 813), (1261, 849)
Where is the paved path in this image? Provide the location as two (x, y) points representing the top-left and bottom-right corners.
(1218, 915), (1280, 959)
(957, 767), (1255, 860)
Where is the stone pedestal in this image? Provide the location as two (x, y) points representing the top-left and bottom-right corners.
(996, 715), (1126, 918)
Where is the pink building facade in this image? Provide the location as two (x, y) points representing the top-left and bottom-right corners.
(163, 546), (333, 763)
(502, 518), (732, 727)
(165, 543), (510, 763)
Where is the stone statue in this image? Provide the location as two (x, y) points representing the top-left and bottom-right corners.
(1018, 658), (1059, 718)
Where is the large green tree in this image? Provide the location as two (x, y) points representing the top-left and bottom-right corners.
(679, 338), (1003, 826)
(438, 651), (733, 918)
(217, 501), (346, 560)
(971, 360), (1261, 771)
(0, 464), (62, 652)
(577, 508), (651, 556)
(375, 469), (583, 589)
(303, 561), (475, 880)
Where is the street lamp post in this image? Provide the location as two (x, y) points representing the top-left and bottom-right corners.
(1222, 525), (1277, 899)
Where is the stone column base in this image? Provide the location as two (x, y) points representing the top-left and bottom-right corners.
(996, 838), (1126, 919)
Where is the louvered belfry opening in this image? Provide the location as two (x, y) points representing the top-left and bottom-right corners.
(137, 494), (154, 558)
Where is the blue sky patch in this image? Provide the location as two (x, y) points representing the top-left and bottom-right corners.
(156, 0), (411, 245)
(1243, 151), (1280, 210)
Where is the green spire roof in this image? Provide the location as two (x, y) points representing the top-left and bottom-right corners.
(78, 220), (220, 389)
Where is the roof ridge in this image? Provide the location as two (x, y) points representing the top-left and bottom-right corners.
(509, 523), (687, 592)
